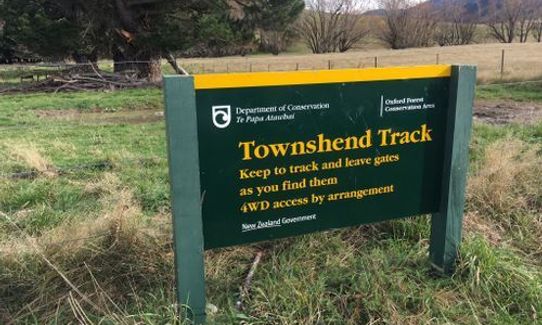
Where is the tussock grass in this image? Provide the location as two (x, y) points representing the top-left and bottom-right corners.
(467, 137), (542, 264)
(0, 173), (177, 324)
(468, 138), (542, 219)
(4, 142), (57, 177)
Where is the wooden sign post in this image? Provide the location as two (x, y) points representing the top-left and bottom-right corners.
(163, 65), (476, 324)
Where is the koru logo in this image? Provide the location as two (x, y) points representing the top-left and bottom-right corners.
(212, 105), (231, 129)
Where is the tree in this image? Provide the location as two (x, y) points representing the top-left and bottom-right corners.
(1, 0), (86, 61)
(0, 33), (16, 63)
(335, 0), (369, 52)
(249, 0), (305, 55)
(298, 0), (369, 54)
(0, 0), (258, 80)
(106, 0), (200, 80)
(434, 0), (477, 46)
(378, 0), (437, 49)
(516, 0), (537, 42)
(485, 0), (538, 43)
(534, 19), (542, 42)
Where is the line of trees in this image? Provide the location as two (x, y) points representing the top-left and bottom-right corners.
(485, 0), (542, 43)
(298, 0), (533, 53)
(296, 0), (480, 52)
(377, 0), (542, 49)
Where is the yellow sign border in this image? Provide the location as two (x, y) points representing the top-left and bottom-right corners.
(193, 65), (452, 90)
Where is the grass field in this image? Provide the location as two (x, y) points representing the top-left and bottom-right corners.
(177, 43), (542, 84)
(0, 81), (541, 324)
(2, 43), (541, 89)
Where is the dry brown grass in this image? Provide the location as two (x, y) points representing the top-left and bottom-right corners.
(468, 138), (542, 220)
(178, 42), (542, 83)
(5, 142), (56, 176)
(463, 211), (504, 246)
(1, 173), (142, 257)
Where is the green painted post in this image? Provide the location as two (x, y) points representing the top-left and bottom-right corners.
(429, 65), (476, 274)
(163, 75), (207, 324)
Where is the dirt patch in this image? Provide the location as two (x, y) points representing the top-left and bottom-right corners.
(35, 101), (541, 126)
(35, 109), (163, 124)
(474, 100), (542, 124)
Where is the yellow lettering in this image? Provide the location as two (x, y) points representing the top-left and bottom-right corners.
(410, 130), (421, 142)
(239, 141), (255, 160)
(344, 136), (358, 150)
(378, 129), (392, 146)
(421, 124), (432, 142)
(399, 131), (410, 144)
(332, 138), (344, 151)
(359, 129), (372, 148)
(254, 145), (269, 159)
(317, 133), (332, 153)
(305, 140), (317, 154)
(268, 143), (289, 157)
(290, 141), (306, 155)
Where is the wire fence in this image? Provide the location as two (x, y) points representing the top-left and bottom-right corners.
(178, 48), (542, 83)
(1, 48), (542, 88)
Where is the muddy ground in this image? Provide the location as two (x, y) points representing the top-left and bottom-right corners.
(33, 100), (542, 126)
(474, 100), (542, 124)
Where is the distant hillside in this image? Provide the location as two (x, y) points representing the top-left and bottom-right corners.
(363, 9), (386, 17)
(430, 0), (490, 17)
(366, 0), (542, 19)
(363, 0), (485, 18)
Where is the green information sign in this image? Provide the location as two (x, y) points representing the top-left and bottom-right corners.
(163, 65), (476, 324)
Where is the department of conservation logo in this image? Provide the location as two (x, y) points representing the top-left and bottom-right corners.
(212, 105), (231, 128)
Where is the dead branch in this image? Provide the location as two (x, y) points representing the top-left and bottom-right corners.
(235, 250), (264, 311)
(1, 67), (157, 94)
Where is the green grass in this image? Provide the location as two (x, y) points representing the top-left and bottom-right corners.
(0, 87), (161, 113)
(0, 82), (541, 324)
(477, 81), (542, 103)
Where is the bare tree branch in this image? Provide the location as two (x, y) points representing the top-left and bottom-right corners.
(298, 0), (369, 54)
(378, 0), (437, 49)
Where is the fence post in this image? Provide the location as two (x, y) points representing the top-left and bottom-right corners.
(436, 54), (440, 65)
(500, 49), (505, 78)
(430, 65), (476, 274)
(163, 76), (207, 324)
(328, 60), (332, 70)
(249, 63), (252, 72)
(296, 63), (299, 71)
(374, 56), (378, 68)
